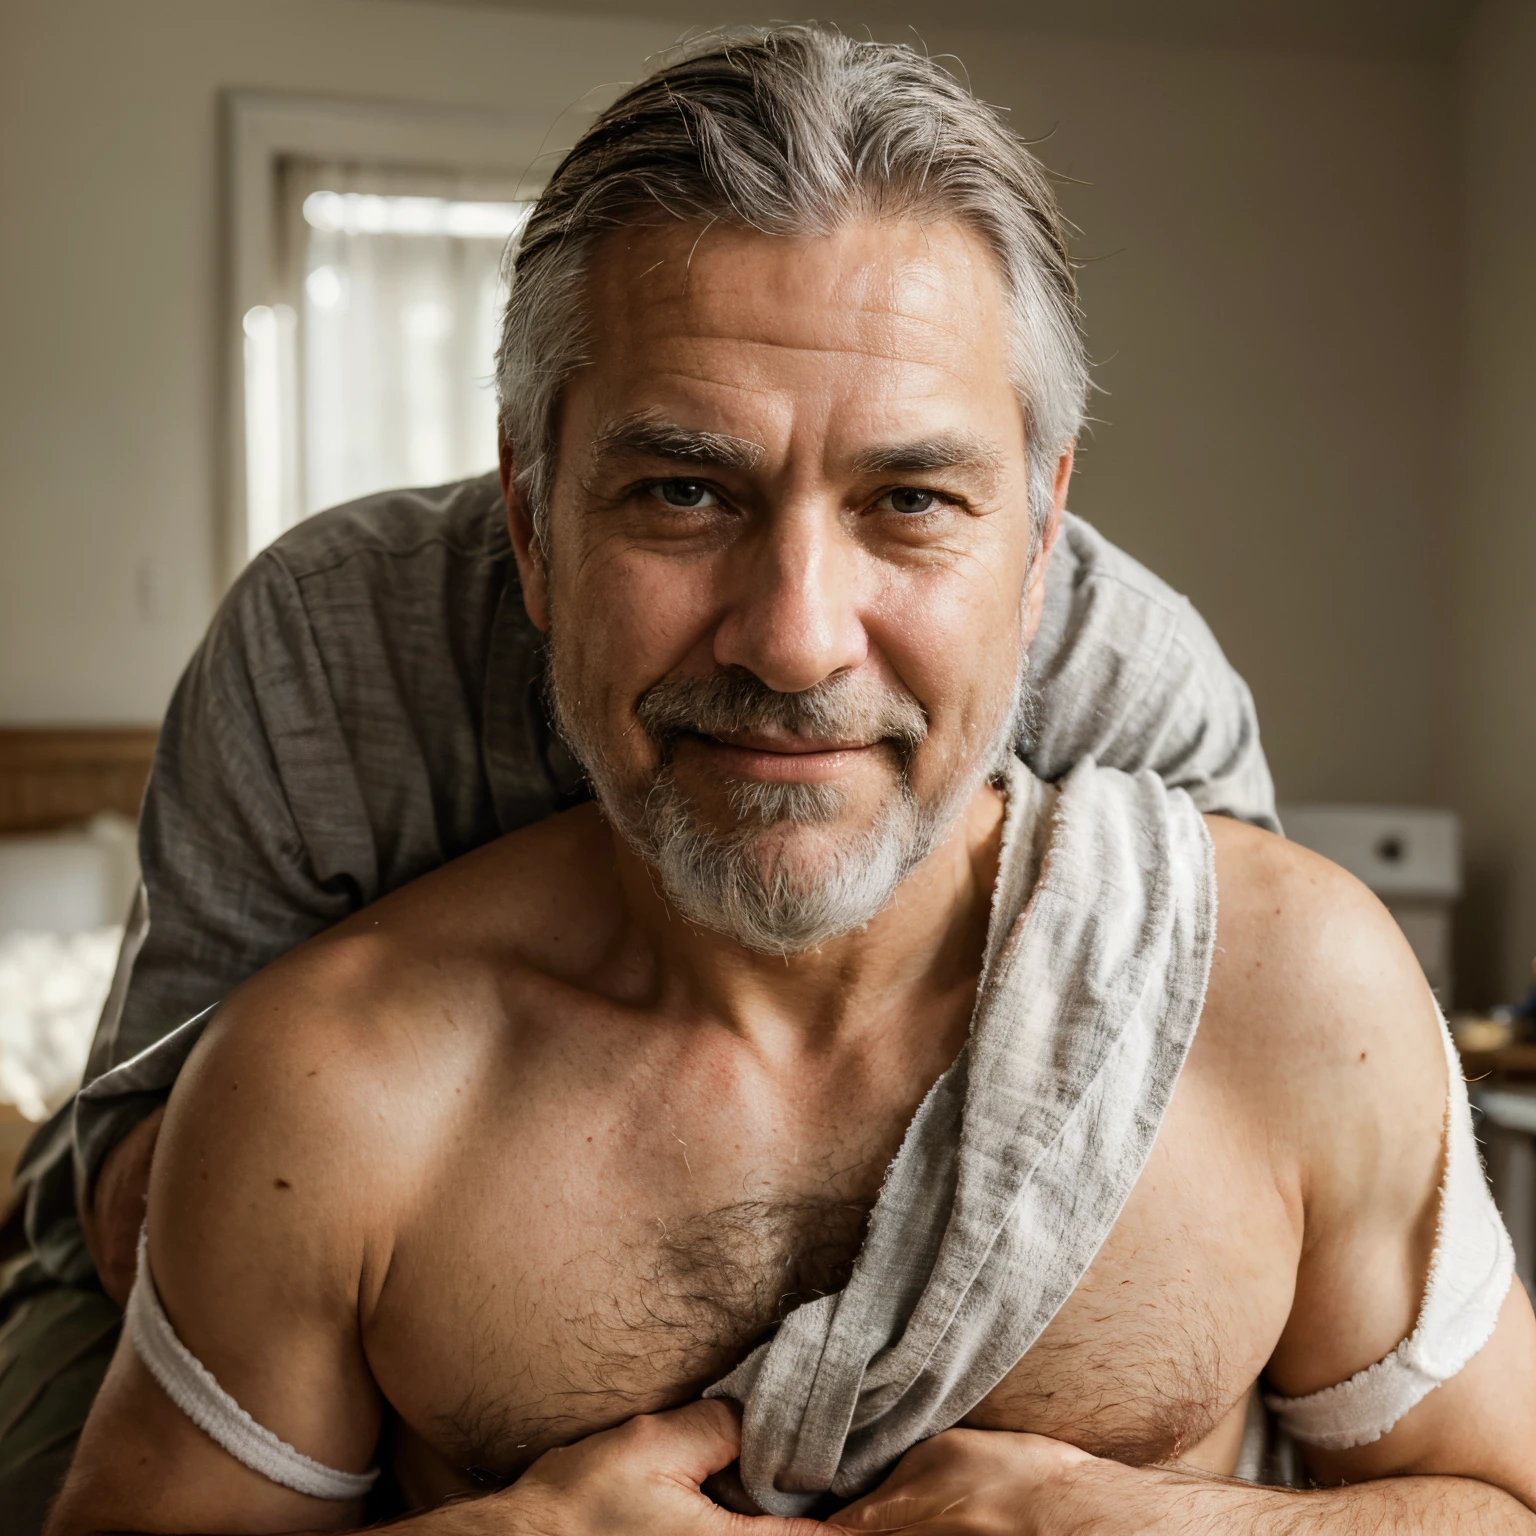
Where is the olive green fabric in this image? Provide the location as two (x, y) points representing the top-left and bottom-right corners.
(0, 1259), (119, 1536)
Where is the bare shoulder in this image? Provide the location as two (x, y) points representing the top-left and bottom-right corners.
(149, 929), (462, 1327)
(153, 800), (617, 1310)
(60, 794), (591, 1536)
(1192, 815), (1455, 1399)
(1196, 814), (1446, 1195)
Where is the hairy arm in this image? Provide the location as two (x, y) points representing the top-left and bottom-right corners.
(830, 1419), (1536, 1534)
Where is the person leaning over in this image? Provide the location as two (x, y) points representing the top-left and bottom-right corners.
(0, 375), (1281, 1530)
(41, 27), (1536, 1531)
(0, 24), (1307, 1536)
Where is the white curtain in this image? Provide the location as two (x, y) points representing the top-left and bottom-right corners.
(246, 160), (530, 556)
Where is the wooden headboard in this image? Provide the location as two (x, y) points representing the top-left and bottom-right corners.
(0, 728), (159, 834)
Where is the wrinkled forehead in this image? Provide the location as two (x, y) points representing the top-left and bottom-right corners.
(570, 217), (1025, 459)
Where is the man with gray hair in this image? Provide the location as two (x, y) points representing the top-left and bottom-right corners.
(38, 25), (1536, 1536)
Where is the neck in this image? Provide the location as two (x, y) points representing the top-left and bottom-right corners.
(605, 779), (1007, 1059)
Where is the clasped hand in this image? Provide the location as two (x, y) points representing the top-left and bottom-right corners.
(829, 1429), (1098, 1535)
(498, 1402), (1103, 1536)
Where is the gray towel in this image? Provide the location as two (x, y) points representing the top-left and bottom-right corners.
(705, 756), (1217, 1516)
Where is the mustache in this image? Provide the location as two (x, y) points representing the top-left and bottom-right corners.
(634, 668), (928, 766)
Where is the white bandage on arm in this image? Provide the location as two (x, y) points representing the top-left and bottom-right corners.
(125, 1229), (379, 1499)
(1265, 1018), (1516, 1451)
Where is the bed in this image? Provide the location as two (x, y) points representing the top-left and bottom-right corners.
(0, 728), (157, 1200)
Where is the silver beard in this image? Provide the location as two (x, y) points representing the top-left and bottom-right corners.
(550, 648), (1031, 957)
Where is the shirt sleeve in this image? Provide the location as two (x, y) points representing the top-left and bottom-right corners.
(1025, 513), (1279, 832)
(17, 550), (379, 1283)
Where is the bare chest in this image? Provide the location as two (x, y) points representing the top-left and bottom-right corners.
(367, 1065), (1296, 1497)
(968, 1088), (1298, 1465)
(370, 1134), (879, 1491)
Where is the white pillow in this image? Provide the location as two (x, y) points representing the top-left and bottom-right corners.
(0, 811), (139, 935)
(0, 813), (138, 1119)
(0, 926), (121, 1120)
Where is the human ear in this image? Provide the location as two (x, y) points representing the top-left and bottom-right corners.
(500, 432), (550, 634)
(1021, 442), (1073, 641)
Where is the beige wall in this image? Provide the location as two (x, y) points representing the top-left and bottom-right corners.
(1451, 0), (1536, 1004)
(955, 32), (1454, 807)
(0, 2), (1453, 815)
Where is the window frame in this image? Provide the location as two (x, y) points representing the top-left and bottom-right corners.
(223, 92), (558, 584)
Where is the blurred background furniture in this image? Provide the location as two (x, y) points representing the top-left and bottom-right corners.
(1473, 1080), (1536, 1298)
(0, 730), (153, 1214)
(1281, 803), (1462, 1002)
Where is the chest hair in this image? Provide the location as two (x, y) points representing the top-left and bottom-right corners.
(436, 1193), (872, 1472)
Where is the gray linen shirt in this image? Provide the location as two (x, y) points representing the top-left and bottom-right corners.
(16, 472), (1276, 1285)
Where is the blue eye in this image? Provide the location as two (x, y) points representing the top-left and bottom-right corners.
(652, 479), (717, 509)
(880, 488), (940, 515)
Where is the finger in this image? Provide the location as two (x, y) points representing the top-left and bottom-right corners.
(631, 1399), (745, 1484)
(718, 1509), (830, 1536)
(738, 1517), (834, 1536)
(825, 1490), (930, 1531)
(825, 1453), (943, 1529)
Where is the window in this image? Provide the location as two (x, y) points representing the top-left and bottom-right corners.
(226, 95), (560, 575)
(299, 184), (527, 517)
(244, 166), (531, 552)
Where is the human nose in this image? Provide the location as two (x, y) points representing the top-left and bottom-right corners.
(712, 507), (868, 693)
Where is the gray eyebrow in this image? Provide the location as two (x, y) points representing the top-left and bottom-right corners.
(849, 435), (1008, 482)
(590, 410), (765, 474)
